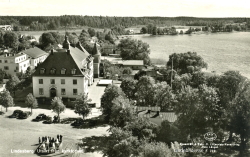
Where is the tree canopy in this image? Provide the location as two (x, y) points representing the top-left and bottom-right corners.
(118, 38), (151, 65)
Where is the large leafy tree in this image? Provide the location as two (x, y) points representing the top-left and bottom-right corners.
(109, 96), (136, 128)
(25, 93), (38, 114)
(5, 75), (20, 97)
(0, 90), (14, 112)
(174, 85), (222, 140)
(154, 82), (175, 111)
(230, 80), (250, 156)
(120, 78), (138, 100)
(3, 31), (19, 49)
(118, 38), (151, 65)
(74, 94), (92, 120)
(166, 52), (208, 75)
(135, 76), (155, 106)
(51, 97), (66, 122)
(101, 85), (126, 122)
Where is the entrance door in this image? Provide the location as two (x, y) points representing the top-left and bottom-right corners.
(50, 88), (56, 97)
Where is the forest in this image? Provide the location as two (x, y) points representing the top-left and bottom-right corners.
(0, 15), (249, 31)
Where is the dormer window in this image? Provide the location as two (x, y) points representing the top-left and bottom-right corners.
(40, 68), (45, 74)
(50, 68), (56, 74)
(61, 68), (66, 74)
(71, 68), (76, 75)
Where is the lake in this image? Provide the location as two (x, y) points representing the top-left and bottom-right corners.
(22, 30), (250, 78)
(132, 32), (250, 78)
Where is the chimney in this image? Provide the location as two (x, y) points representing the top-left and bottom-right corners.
(67, 49), (70, 55)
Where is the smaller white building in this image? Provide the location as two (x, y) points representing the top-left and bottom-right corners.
(0, 53), (30, 75)
(23, 47), (48, 69)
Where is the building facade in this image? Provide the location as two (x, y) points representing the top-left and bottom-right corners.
(0, 53), (30, 75)
(23, 47), (48, 69)
(32, 36), (94, 99)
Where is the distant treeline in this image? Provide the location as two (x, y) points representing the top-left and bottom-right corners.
(0, 15), (250, 31)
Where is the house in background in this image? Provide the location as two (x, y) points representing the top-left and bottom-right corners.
(32, 36), (94, 99)
(112, 60), (144, 70)
(0, 53), (30, 75)
(23, 47), (48, 69)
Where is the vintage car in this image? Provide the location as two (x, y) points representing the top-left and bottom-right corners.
(44, 116), (53, 124)
(71, 118), (84, 126)
(9, 110), (23, 118)
(33, 114), (47, 122)
(18, 111), (32, 119)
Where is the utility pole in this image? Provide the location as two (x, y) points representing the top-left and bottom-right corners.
(171, 56), (173, 88)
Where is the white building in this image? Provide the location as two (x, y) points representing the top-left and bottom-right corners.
(23, 47), (48, 69)
(0, 53), (30, 75)
(32, 36), (94, 99)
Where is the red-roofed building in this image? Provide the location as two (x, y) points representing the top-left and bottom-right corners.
(32, 36), (94, 99)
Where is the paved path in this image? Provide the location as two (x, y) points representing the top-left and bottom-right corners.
(87, 79), (106, 108)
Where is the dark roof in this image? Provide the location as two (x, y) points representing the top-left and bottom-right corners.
(33, 46), (91, 77)
(22, 47), (47, 58)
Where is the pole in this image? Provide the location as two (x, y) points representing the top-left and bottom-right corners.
(171, 55), (173, 88)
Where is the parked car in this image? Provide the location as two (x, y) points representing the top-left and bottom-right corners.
(44, 116), (53, 124)
(9, 110), (23, 118)
(18, 111), (32, 119)
(53, 115), (60, 123)
(71, 118), (84, 126)
(33, 114), (47, 122)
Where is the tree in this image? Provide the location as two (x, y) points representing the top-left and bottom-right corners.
(0, 90), (14, 112)
(139, 142), (172, 157)
(140, 27), (148, 34)
(88, 28), (96, 37)
(74, 94), (92, 119)
(25, 93), (38, 114)
(174, 85), (222, 141)
(135, 76), (155, 106)
(154, 82), (175, 111)
(118, 38), (151, 65)
(122, 67), (132, 75)
(124, 117), (158, 141)
(104, 127), (140, 157)
(51, 97), (66, 122)
(230, 80), (250, 156)
(101, 85), (126, 122)
(5, 75), (20, 97)
(3, 31), (19, 49)
(109, 96), (136, 128)
(166, 52), (208, 75)
(120, 78), (138, 100)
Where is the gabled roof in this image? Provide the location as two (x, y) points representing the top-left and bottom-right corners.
(33, 46), (91, 77)
(22, 47), (48, 58)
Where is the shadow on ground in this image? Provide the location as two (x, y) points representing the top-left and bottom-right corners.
(77, 136), (109, 154)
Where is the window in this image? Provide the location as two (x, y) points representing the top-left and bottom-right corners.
(4, 66), (9, 70)
(40, 68), (45, 74)
(61, 79), (65, 84)
(50, 68), (56, 74)
(24, 64), (26, 67)
(61, 89), (66, 95)
(0, 60), (2, 63)
(39, 88), (44, 95)
(39, 79), (43, 84)
(51, 79), (55, 84)
(5, 60), (7, 63)
(71, 69), (76, 75)
(61, 68), (66, 74)
(73, 89), (77, 95)
(73, 79), (77, 85)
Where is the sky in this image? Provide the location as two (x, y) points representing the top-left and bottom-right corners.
(0, 0), (250, 17)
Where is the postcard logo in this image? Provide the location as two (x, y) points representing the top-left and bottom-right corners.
(204, 132), (217, 142)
